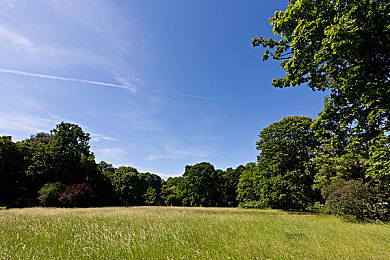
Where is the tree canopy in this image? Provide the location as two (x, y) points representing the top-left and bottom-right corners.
(255, 116), (320, 209)
(252, 0), (390, 140)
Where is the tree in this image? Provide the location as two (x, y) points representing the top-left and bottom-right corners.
(0, 136), (27, 207)
(224, 165), (245, 206)
(48, 122), (95, 184)
(254, 116), (320, 209)
(94, 161), (117, 205)
(144, 173), (164, 205)
(236, 163), (259, 207)
(38, 182), (67, 207)
(98, 161), (115, 175)
(161, 177), (185, 206)
(252, 0), (390, 154)
(109, 166), (142, 206)
(107, 166), (163, 206)
(182, 162), (225, 207)
(25, 122), (99, 185)
(18, 122), (101, 207)
(312, 136), (369, 192)
(50, 122), (91, 156)
(25, 132), (53, 144)
(144, 187), (158, 206)
(366, 134), (390, 185)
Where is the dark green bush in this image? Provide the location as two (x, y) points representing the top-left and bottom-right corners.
(322, 179), (390, 222)
(38, 182), (67, 207)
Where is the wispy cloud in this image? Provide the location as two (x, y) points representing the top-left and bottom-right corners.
(0, 112), (57, 135)
(122, 111), (163, 131)
(145, 143), (213, 161)
(0, 68), (133, 91)
(114, 75), (138, 94)
(94, 147), (127, 162)
(0, 25), (35, 52)
(154, 90), (222, 102)
(91, 133), (119, 142)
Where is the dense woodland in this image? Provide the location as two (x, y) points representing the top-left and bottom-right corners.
(1, 0), (389, 221)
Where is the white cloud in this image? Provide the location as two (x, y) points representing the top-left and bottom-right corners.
(0, 113), (57, 135)
(43, 0), (144, 58)
(114, 75), (138, 94)
(91, 133), (119, 142)
(0, 25), (35, 52)
(94, 147), (127, 162)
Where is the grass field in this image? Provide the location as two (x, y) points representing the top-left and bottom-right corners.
(1, 207), (390, 259)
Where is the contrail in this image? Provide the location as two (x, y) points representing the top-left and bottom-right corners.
(0, 68), (222, 101)
(0, 68), (131, 90)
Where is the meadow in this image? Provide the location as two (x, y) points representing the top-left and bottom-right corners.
(1, 207), (390, 259)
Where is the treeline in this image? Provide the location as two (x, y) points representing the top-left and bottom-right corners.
(0, 123), (246, 208)
(1, 116), (389, 222)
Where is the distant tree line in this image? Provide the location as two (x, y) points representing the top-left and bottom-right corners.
(1, 115), (389, 222)
(0, 123), (246, 208)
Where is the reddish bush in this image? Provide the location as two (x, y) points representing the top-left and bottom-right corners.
(323, 179), (390, 222)
(59, 183), (93, 207)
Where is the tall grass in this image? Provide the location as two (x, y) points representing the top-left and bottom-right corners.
(1, 207), (389, 259)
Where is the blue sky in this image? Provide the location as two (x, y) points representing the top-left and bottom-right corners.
(0, 0), (328, 177)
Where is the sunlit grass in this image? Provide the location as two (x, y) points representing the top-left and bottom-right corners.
(1, 207), (389, 259)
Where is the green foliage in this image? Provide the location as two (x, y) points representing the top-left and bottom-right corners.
(38, 182), (67, 207)
(181, 162), (225, 207)
(253, 1), (390, 189)
(253, 116), (320, 210)
(323, 179), (390, 222)
(237, 163), (258, 205)
(161, 177), (185, 206)
(312, 136), (369, 191)
(109, 166), (142, 206)
(108, 167), (163, 206)
(366, 134), (390, 185)
(224, 165), (245, 206)
(24, 122), (99, 187)
(0, 136), (31, 207)
(144, 187), (158, 206)
(25, 132), (53, 144)
(0, 123), (108, 208)
(252, 0), (389, 113)
(48, 122), (96, 184)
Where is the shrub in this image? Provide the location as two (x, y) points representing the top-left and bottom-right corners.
(305, 201), (326, 213)
(59, 183), (93, 207)
(238, 200), (267, 209)
(38, 182), (67, 207)
(322, 179), (390, 222)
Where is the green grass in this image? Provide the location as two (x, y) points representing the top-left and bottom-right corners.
(1, 207), (390, 259)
